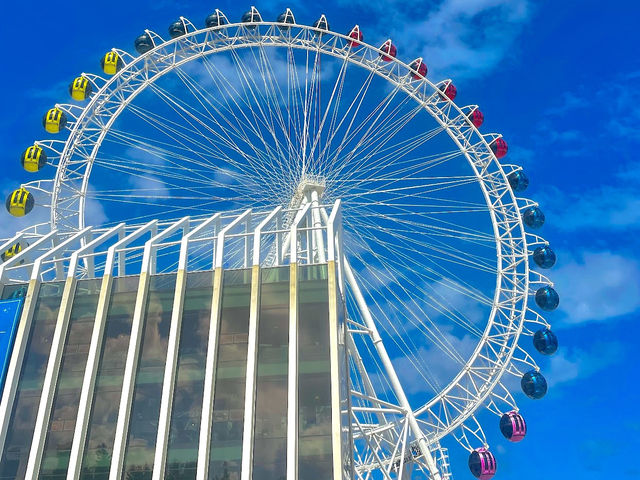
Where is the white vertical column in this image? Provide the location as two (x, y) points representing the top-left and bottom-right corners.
(0, 274), (42, 460)
(24, 226), (97, 478)
(241, 206), (281, 480)
(342, 258), (443, 480)
(310, 189), (326, 264)
(109, 218), (189, 480)
(286, 203), (309, 480)
(326, 200), (347, 480)
(67, 221), (153, 480)
(0, 231), (68, 461)
(152, 213), (220, 480)
(0, 230), (60, 458)
(197, 209), (252, 480)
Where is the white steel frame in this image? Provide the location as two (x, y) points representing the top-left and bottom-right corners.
(1, 11), (560, 480)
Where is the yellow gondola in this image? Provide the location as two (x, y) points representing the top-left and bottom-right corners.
(21, 145), (47, 172)
(1, 242), (24, 262)
(5, 187), (35, 217)
(101, 51), (123, 75)
(69, 76), (93, 101)
(42, 108), (67, 134)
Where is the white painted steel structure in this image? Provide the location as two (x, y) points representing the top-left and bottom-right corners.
(1, 7), (560, 480)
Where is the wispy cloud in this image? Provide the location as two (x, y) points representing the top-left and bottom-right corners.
(538, 185), (640, 232)
(545, 341), (623, 388)
(390, 0), (532, 80)
(552, 250), (640, 325)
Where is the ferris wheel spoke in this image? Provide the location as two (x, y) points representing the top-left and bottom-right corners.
(119, 97), (287, 204)
(346, 233), (488, 347)
(144, 71), (285, 184)
(346, 213), (497, 275)
(216, 49), (296, 180)
(143, 80), (284, 183)
(338, 126), (451, 184)
(306, 47), (351, 175)
(346, 232), (475, 381)
(325, 83), (405, 182)
(253, 45), (303, 175)
(104, 128), (261, 192)
(315, 67), (378, 178)
(332, 101), (427, 187)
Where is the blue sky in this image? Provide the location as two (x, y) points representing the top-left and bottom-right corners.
(1, 0), (639, 479)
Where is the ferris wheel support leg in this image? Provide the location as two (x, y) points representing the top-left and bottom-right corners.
(342, 258), (442, 480)
(310, 189), (326, 263)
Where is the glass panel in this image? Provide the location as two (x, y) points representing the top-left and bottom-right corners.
(80, 275), (139, 479)
(208, 269), (251, 480)
(165, 271), (214, 479)
(298, 265), (332, 480)
(1, 284), (28, 300)
(252, 267), (289, 480)
(40, 279), (102, 478)
(0, 281), (64, 480)
(122, 274), (176, 478)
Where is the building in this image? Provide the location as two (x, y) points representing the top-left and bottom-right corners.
(0, 199), (356, 480)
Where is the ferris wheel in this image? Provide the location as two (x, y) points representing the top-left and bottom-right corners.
(3, 6), (561, 480)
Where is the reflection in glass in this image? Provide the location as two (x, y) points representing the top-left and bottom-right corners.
(0, 282), (64, 480)
(298, 265), (332, 480)
(252, 267), (289, 480)
(165, 271), (214, 479)
(80, 276), (139, 479)
(208, 269), (251, 480)
(122, 274), (176, 478)
(39, 279), (102, 478)
(0, 284), (28, 300)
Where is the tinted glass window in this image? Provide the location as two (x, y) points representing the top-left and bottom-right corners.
(165, 270), (214, 479)
(208, 269), (251, 480)
(0, 281), (64, 480)
(80, 275), (139, 479)
(39, 279), (101, 478)
(298, 265), (332, 480)
(122, 274), (176, 477)
(252, 267), (289, 480)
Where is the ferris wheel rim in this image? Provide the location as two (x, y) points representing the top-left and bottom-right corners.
(35, 19), (532, 445)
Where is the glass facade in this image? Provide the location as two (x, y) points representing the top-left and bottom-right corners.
(80, 276), (139, 479)
(165, 271), (214, 479)
(122, 274), (177, 478)
(252, 267), (289, 480)
(0, 281), (64, 480)
(208, 269), (251, 480)
(297, 265), (332, 480)
(0, 262), (342, 480)
(0, 284), (28, 300)
(40, 279), (102, 478)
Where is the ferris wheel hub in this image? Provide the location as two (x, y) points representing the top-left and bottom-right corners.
(290, 174), (326, 208)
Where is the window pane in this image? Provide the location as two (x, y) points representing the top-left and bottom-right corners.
(165, 271), (214, 479)
(298, 265), (332, 480)
(252, 267), (289, 480)
(40, 279), (102, 478)
(80, 275), (139, 479)
(208, 269), (251, 480)
(122, 274), (176, 478)
(1, 284), (28, 300)
(0, 282), (64, 480)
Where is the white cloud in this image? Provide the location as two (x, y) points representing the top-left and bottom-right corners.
(392, 0), (532, 80)
(84, 195), (109, 227)
(552, 250), (640, 325)
(538, 185), (640, 232)
(128, 175), (171, 202)
(545, 341), (622, 388)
